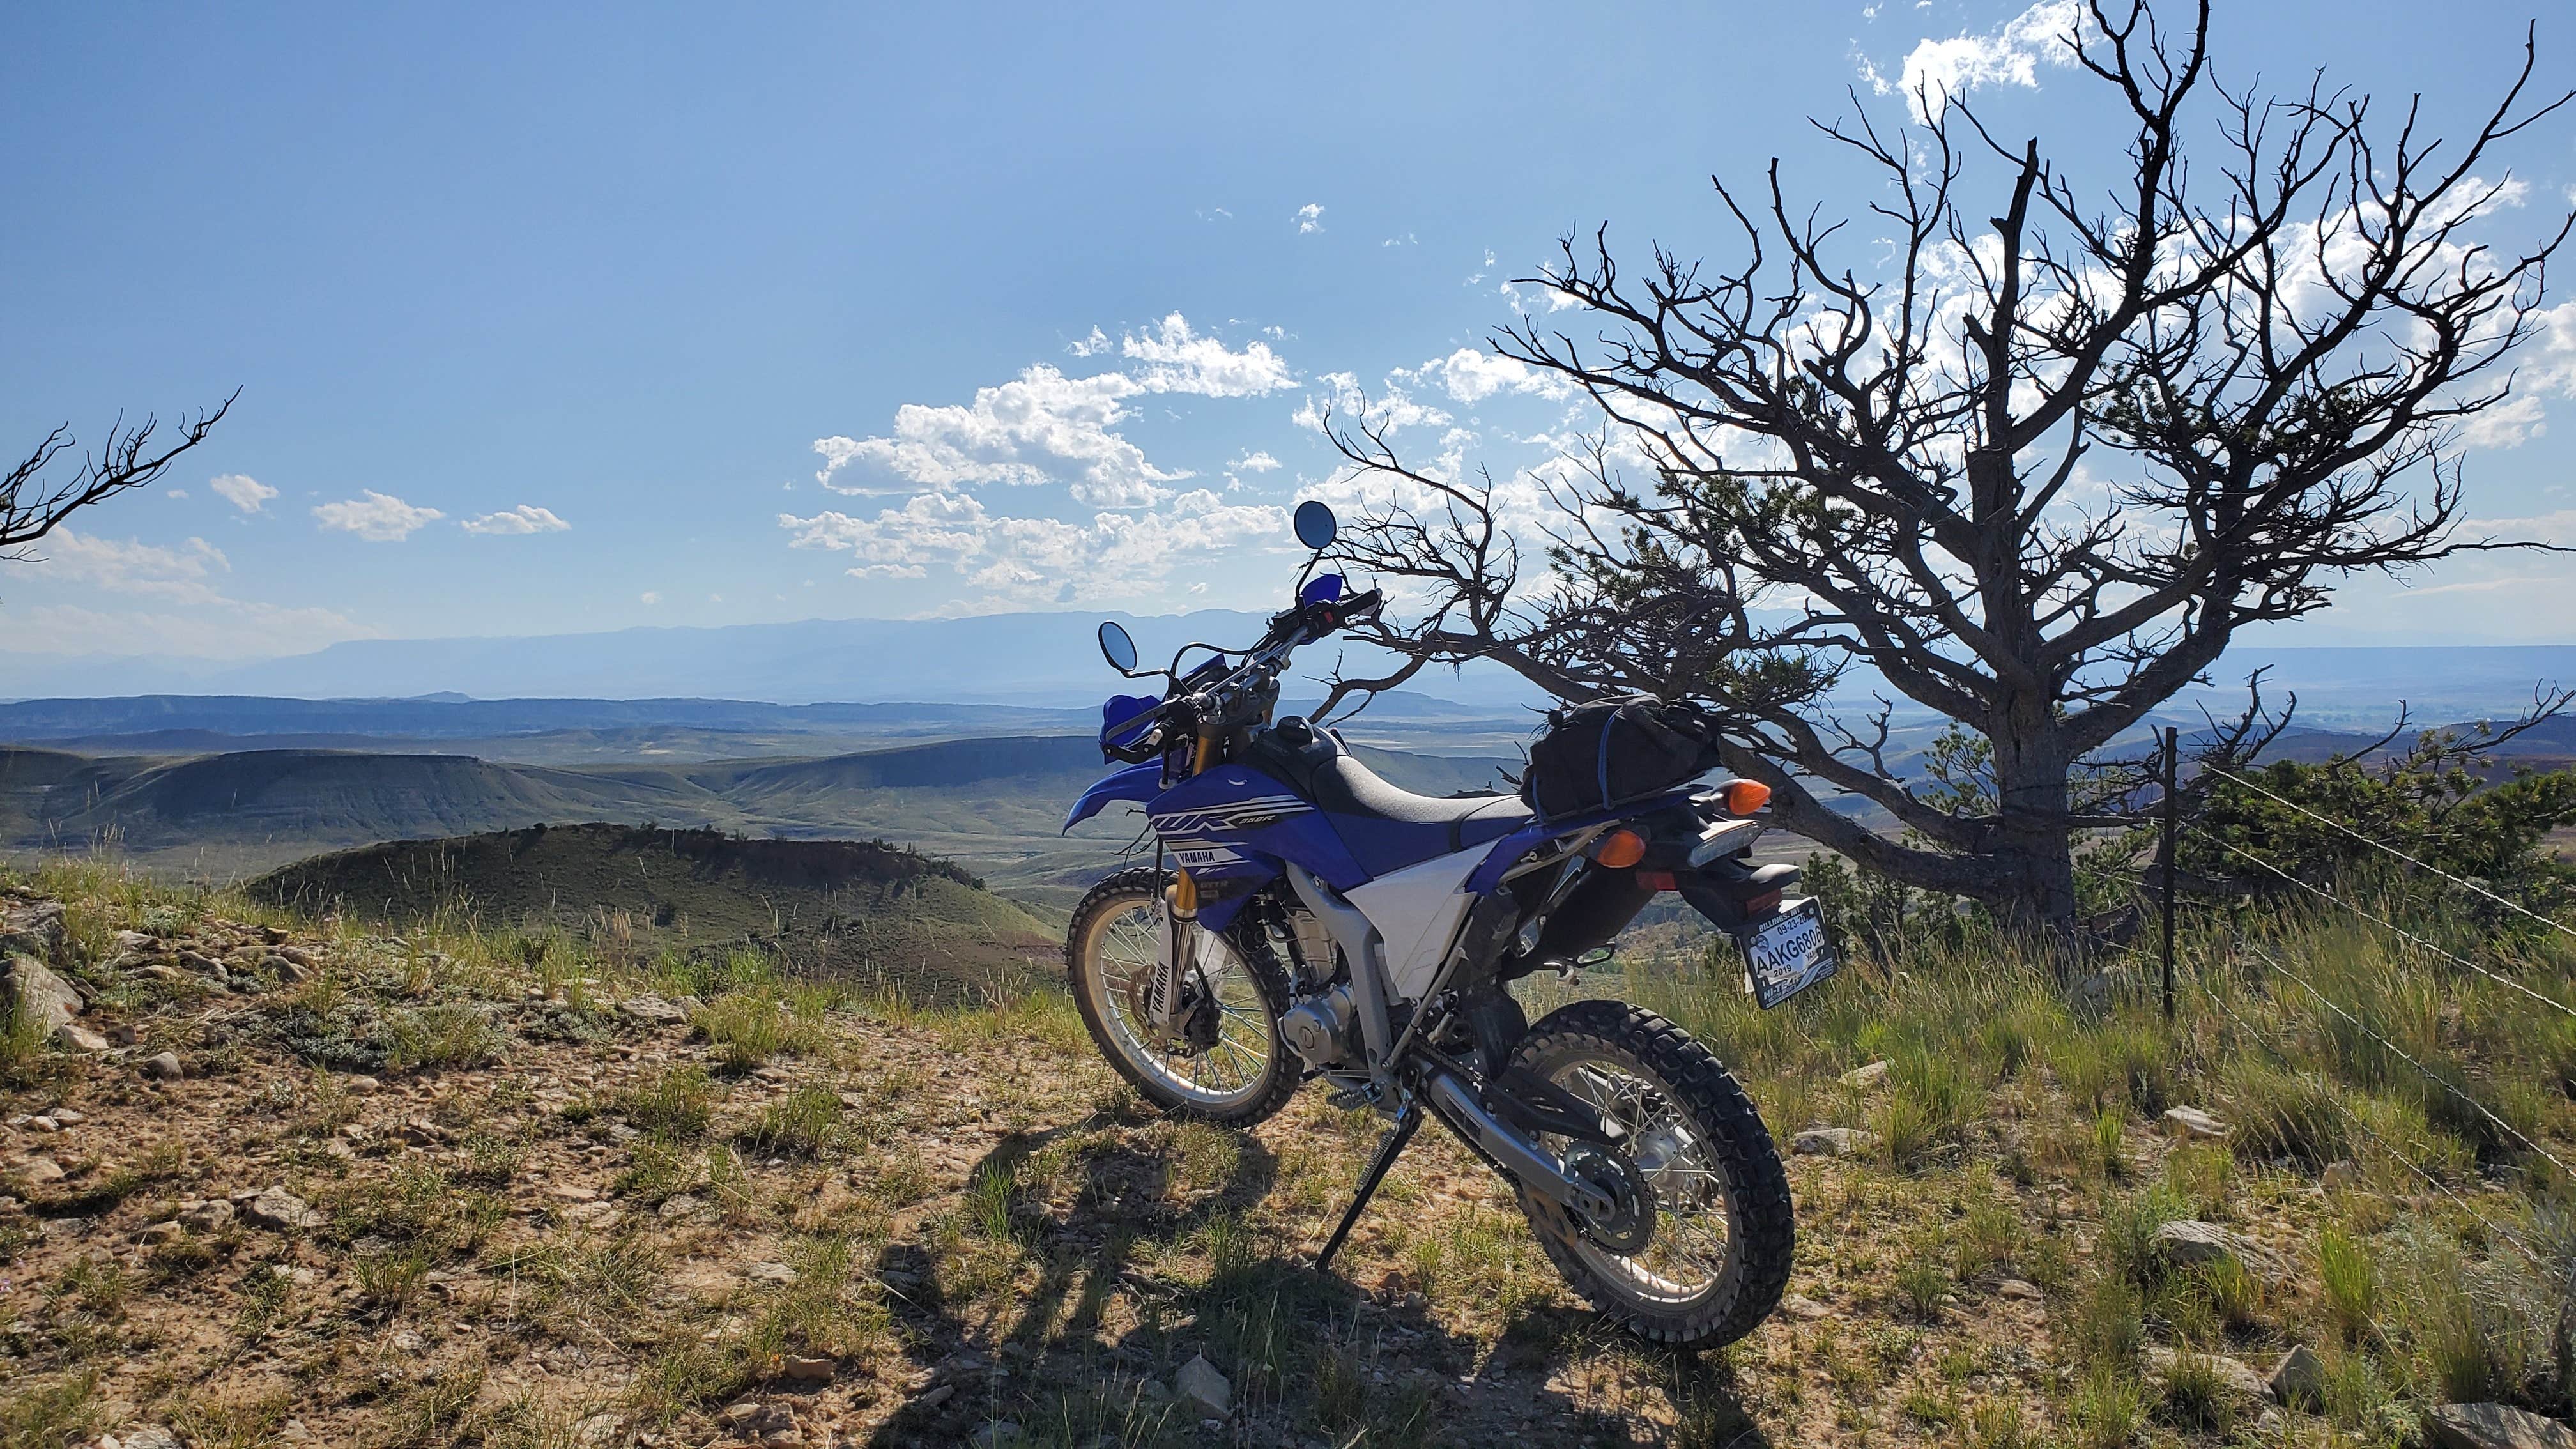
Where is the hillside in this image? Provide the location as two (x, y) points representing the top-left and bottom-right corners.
(249, 824), (1058, 1004)
(6, 829), (2575, 1446)
(0, 737), (1519, 905)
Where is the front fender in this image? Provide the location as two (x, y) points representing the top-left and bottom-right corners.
(1063, 761), (1166, 832)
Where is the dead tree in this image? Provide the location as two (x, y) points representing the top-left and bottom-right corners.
(1323, 1), (2573, 938)
(3, 390), (236, 561)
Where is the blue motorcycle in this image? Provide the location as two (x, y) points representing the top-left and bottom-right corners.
(1062, 501), (1837, 1348)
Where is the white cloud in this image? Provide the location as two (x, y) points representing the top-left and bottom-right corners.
(5, 528), (371, 659)
(36, 530), (231, 602)
(640, 591), (661, 605)
(313, 490), (443, 542)
(1120, 314), (1294, 397)
(209, 473), (278, 513)
(1407, 348), (1574, 405)
(461, 505), (572, 535)
(1880, 0), (2082, 122)
(1232, 450), (1283, 473)
(811, 314), (1293, 507)
(1294, 203), (1326, 234)
(781, 489), (1293, 606)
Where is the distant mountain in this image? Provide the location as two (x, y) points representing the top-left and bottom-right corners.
(1, 610), (1554, 709)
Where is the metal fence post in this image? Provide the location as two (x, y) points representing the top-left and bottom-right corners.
(2159, 724), (2179, 1021)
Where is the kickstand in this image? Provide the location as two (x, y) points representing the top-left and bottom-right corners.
(1313, 1103), (1420, 1273)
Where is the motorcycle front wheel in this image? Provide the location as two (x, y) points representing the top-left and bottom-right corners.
(1065, 866), (1298, 1126)
(1510, 999), (1795, 1349)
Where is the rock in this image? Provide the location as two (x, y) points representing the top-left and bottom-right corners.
(1174, 1354), (1231, 1417)
(401, 1119), (448, 1147)
(1838, 1060), (1890, 1090)
(2149, 1219), (2271, 1273)
(245, 1189), (323, 1231)
(657, 1194), (703, 1220)
(619, 995), (688, 1025)
(1997, 1278), (2044, 1301)
(571, 1414), (622, 1446)
(2146, 1346), (2270, 1399)
(137, 1220), (182, 1245)
(1780, 1293), (1832, 1321)
(779, 1354), (838, 1382)
(747, 1261), (797, 1284)
(542, 1183), (599, 1202)
(0, 901), (66, 959)
(140, 1052), (184, 1081)
(19, 1156), (65, 1184)
(754, 1066), (793, 1083)
(1791, 1127), (1879, 1157)
(342, 1075), (381, 1095)
(262, 954), (309, 983)
(116, 1430), (182, 1449)
(52, 1023), (109, 1054)
(2322, 1159), (2363, 1191)
(913, 1384), (956, 1411)
(2425, 1404), (2576, 1449)
(50, 1108), (83, 1126)
(2269, 1344), (2326, 1408)
(2162, 1106), (2232, 1140)
(3, 953), (85, 1036)
(178, 1199), (236, 1232)
(105, 1023), (138, 1046)
(112, 930), (158, 954)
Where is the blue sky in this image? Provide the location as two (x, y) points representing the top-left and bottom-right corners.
(3, 0), (2573, 675)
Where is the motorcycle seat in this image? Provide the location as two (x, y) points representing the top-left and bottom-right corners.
(1248, 720), (1530, 877)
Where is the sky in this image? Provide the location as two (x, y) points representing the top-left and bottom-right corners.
(3, 0), (2574, 679)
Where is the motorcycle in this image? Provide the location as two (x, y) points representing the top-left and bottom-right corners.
(1060, 500), (1839, 1348)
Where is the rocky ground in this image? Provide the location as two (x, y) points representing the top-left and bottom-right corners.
(3, 868), (2570, 1448)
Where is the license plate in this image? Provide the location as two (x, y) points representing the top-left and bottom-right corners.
(1739, 897), (1838, 1009)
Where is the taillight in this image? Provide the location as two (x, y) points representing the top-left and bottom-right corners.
(1595, 829), (1647, 868)
(1745, 889), (1783, 915)
(1722, 780), (1772, 815)
(1636, 870), (1676, 892)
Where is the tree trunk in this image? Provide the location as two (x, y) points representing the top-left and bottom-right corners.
(1988, 718), (2082, 949)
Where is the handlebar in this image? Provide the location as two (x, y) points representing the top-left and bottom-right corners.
(1097, 586), (1387, 763)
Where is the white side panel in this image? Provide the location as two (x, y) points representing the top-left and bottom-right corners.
(1345, 845), (1487, 1002)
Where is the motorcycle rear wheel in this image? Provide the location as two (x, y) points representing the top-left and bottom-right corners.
(1510, 998), (1795, 1349)
(1066, 866), (1298, 1126)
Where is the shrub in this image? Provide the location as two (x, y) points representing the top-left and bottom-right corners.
(2156, 1351), (2237, 1435)
(617, 1066), (718, 1140)
(740, 1085), (842, 1159)
(2318, 1225), (2378, 1342)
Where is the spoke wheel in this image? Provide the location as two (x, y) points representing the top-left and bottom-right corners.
(1066, 867), (1296, 1125)
(1510, 999), (1794, 1349)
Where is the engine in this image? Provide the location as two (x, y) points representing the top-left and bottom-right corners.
(1280, 981), (1361, 1068)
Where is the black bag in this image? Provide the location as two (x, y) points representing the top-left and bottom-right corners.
(1521, 693), (1720, 819)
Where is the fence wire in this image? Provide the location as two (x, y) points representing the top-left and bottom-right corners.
(2193, 970), (2551, 1273)
(2202, 762), (2576, 946)
(2181, 820), (2576, 1022)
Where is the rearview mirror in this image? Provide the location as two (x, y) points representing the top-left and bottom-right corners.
(1293, 500), (1337, 551)
(1097, 620), (1138, 674)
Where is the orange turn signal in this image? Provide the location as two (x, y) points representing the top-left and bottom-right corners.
(1595, 828), (1648, 869)
(1722, 780), (1772, 816)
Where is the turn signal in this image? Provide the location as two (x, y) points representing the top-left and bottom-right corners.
(1595, 829), (1647, 868)
(1722, 780), (1772, 816)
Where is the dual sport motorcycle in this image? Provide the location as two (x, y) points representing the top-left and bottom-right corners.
(1060, 501), (1839, 1349)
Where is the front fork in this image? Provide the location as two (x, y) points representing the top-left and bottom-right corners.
(1147, 868), (1201, 1032)
(1147, 728), (1223, 1034)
